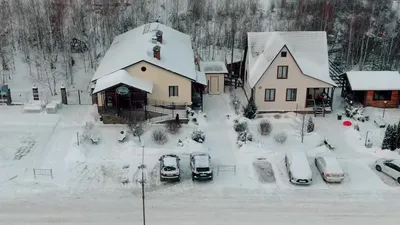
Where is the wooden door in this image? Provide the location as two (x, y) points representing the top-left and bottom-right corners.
(210, 76), (219, 94)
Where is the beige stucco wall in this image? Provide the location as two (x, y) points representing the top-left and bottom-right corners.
(253, 47), (333, 112)
(206, 73), (224, 94)
(126, 61), (192, 104)
(97, 93), (104, 107)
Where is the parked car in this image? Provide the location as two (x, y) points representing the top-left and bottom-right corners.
(285, 151), (313, 185)
(190, 153), (213, 181)
(159, 154), (181, 182)
(375, 159), (400, 184)
(315, 154), (345, 183)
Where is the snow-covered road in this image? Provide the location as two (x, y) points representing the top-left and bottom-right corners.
(1, 188), (400, 225)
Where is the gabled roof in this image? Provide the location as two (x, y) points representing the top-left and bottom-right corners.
(92, 23), (204, 84)
(343, 71), (400, 91)
(247, 31), (336, 87)
(92, 70), (153, 94)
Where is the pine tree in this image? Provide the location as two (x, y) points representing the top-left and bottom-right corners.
(382, 125), (392, 150)
(307, 117), (315, 133)
(243, 99), (257, 119)
(390, 124), (398, 151)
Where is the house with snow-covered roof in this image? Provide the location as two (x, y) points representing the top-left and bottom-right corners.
(91, 23), (207, 121)
(340, 71), (400, 108)
(243, 31), (337, 115)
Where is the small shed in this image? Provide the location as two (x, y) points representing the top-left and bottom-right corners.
(199, 61), (228, 95)
(340, 71), (400, 108)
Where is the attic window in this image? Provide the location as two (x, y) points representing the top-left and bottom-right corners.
(281, 52), (287, 57)
(141, 66), (147, 72)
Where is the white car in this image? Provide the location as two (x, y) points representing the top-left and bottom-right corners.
(285, 151), (313, 185)
(375, 159), (400, 184)
(159, 154), (181, 182)
(314, 155), (345, 183)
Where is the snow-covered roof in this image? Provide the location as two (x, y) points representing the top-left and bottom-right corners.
(318, 155), (343, 174)
(288, 151), (312, 178)
(199, 61), (228, 74)
(247, 31), (336, 88)
(344, 71), (400, 91)
(195, 70), (207, 86)
(193, 153), (210, 168)
(92, 70), (153, 94)
(92, 23), (203, 84)
(162, 155), (178, 167)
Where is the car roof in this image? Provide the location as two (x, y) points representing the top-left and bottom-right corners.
(193, 154), (210, 167)
(287, 151), (312, 177)
(390, 159), (400, 166)
(318, 155), (343, 173)
(161, 155), (178, 167)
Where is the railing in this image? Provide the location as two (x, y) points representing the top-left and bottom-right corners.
(33, 168), (53, 179)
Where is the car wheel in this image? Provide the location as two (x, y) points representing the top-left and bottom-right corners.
(321, 173), (326, 181)
(210, 176), (213, 181)
(160, 178), (164, 182)
(397, 177), (400, 184)
(375, 165), (382, 172)
(315, 159), (318, 168)
(191, 175), (195, 181)
(288, 172), (292, 182)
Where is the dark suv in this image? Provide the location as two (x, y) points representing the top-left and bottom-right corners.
(190, 153), (213, 181)
(159, 154), (181, 182)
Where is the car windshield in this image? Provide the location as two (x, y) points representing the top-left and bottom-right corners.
(163, 166), (176, 171)
(197, 167), (209, 172)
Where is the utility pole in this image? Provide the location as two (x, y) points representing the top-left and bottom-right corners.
(139, 142), (146, 225)
(301, 114), (305, 143)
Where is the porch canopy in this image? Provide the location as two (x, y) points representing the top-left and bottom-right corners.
(93, 69), (153, 94)
(342, 71), (400, 91)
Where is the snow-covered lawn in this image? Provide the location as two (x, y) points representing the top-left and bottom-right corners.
(1, 87), (400, 199)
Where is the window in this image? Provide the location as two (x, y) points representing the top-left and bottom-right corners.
(264, 89), (275, 101)
(281, 52), (287, 57)
(277, 66), (288, 79)
(373, 91), (392, 101)
(169, 86), (178, 97)
(141, 66), (147, 72)
(286, 88), (297, 101)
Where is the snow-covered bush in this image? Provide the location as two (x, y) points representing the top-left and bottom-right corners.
(243, 99), (257, 119)
(273, 114), (281, 119)
(258, 120), (272, 136)
(230, 94), (241, 115)
(80, 121), (95, 143)
(234, 121), (248, 132)
(237, 131), (253, 142)
(274, 132), (287, 144)
(165, 120), (180, 134)
(353, 123), (359, 132)
(192, 129), (205, 143)
(152, 129), (168, 144)
(307, 117), (315, 133)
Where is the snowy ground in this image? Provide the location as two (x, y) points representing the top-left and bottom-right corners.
(1, 87), (400, 223)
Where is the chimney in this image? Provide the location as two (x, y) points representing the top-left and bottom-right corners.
(156, 30), (163, 44)
(153, 45), (161, 60)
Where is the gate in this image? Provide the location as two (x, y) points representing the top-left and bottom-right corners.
(66, 90), (93, 105)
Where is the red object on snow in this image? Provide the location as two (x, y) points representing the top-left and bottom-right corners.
(343, 120), (352, 126)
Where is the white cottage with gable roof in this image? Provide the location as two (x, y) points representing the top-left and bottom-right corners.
(244, 31), (337, 114)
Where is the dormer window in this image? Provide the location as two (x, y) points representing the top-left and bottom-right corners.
(281, 52), (287, 57)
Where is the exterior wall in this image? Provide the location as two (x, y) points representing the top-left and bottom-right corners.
(126, 61), (192, 104)
(97, 93), (104, 106)
(365, 90), (399, 108)
(253, 47), (333, 112)
(206, 73), (224, 94)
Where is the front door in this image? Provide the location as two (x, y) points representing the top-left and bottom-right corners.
(210, 76), (219, 94)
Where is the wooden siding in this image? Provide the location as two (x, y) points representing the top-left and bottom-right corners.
(365, 90), (399, 108)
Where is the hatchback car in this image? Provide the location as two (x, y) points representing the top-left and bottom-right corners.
(285, 151), (313, 185)
(159, 154), (181, 182)
(190, 153), (213, 181)
(315, 154), (345, 183)
(375, 159), (400, 184)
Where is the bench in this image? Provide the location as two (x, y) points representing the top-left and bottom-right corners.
(374, 116), (386, 128)
(24, 100), (45, 113)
